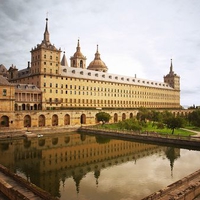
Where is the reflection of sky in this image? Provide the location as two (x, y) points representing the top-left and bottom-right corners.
(60, 149), (200, 200)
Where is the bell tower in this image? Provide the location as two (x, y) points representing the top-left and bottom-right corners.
(30, 18), (61, 77)
(70, 39), (87, 69)
(164, 59), (180, 90)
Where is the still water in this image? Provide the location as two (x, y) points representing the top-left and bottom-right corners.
(0, 132), (200, 200)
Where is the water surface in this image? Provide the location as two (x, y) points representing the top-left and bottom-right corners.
(0, 132), (199, 200)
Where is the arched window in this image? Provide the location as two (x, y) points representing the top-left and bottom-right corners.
(24, 115), (31, 127)
(80, 114), (86, 124)
(80, 60), (83, 68)
(39, 115), (45, 127)
(52, 114), (58, 126)
(64, 114), (70, 125)
(0, 116), (9, 127)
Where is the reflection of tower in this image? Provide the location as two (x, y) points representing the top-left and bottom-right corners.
(94, 170), (100, 187)
(165, 147), (180, 177)
(73, 173), (85, 194)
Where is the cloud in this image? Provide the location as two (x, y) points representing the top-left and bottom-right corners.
(0, 0), (200, 106)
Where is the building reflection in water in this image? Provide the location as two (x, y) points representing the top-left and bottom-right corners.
(0, 132), (180, 198)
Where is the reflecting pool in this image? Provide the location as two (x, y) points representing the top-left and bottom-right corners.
(0, 132), (200, 200)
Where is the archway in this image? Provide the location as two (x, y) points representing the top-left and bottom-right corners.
(52, 138), (58, 145)
(38, 139), (45, 147)
(80, 60), (83, 68)
(22, 104), (26, 110)
(39, 115), (45, 127)
(122, 113), (126, 121)
(80, 114), (86, 124)
(0, 116), (9, 127)
(24, 115), (31, 127)
(52, 114), (58, 126)
(114, 113), (118, 123)
(34, 104), (37, 110)
(130, 113), (133, 118)
(15, 103), (18, 111)
(27, 104), (30, 110)
(64, 114), (70, 125)
(65, 136), (70, 144)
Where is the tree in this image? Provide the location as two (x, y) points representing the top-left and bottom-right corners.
(136, 107), (150, 122)
(117, 118), (142, 131)
(96, 112), (111, 123)
(188, 109), (200, 127)
(164, 116), (185, 134)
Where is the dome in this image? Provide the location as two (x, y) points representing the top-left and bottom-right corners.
(73, 39), (85, 58)
(87, 45), (108, 72)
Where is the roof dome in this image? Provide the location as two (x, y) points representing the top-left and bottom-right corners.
(73, 39), (85, 58)
(87, 45), (108, 72)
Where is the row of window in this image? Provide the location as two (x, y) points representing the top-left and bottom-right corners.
(43, 83), (176, 95)
(46, 98), (179, 106)
(43, 88), (178, 100)
(32, 54), (59, 61)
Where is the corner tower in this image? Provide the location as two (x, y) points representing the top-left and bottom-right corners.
(30, 18), (61, 77)
(70, 39), (87, 69)
(164, 59), (180, 90)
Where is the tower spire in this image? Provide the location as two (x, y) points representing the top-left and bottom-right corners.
(95, 44), (101, 60)
(43, 17), (50, 45)
(170, 59), (173, 74)
(76, 39), (81, 52)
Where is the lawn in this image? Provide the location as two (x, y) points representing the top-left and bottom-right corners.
(143, 123), (195, 136)
(95, 122), (196, 137)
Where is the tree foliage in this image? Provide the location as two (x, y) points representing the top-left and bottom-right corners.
(117, 119), (142, 131)
(96, 112), (111, 123)
(188, 109), (200, 127)
(164, 116), (185, 134)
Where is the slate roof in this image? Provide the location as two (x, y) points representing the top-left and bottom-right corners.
(0, 75), (13, 86)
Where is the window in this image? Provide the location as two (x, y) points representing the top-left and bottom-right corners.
(80, 60), (83, 68)
(2, 89), (7, 96)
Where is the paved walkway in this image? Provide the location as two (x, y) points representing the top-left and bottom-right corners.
(142, 169), (200, 200)
(0, 171), (43, 200)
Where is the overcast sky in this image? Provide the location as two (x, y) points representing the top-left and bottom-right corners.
(0, 0), (200, 107)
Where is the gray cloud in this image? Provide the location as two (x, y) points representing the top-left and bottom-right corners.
(0, 0), (200, 106)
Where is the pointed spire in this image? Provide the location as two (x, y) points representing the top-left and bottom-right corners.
(95, 45), (101, 60)
(170, 59), (173, 73)
(43, 18), (50, 44)
(76, 39), (81, 52)
(61, 51), (69, 67)
(169, 59), (174, 75)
